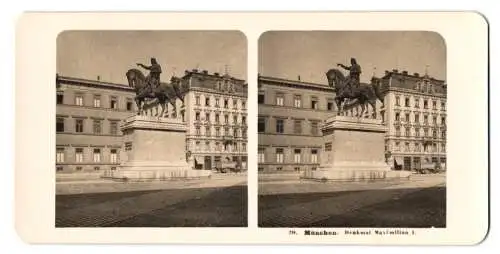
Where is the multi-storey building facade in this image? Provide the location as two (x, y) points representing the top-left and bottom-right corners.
(55, 69), (248, 175)
(257, 75), (336, 172)
(379, 69), (447, 170)
(182, 69), (248, 171)
(257, 69), (447, 173)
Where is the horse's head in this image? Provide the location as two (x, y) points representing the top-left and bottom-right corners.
(126, 69), (146, 89)
(325, 68), (346, 90)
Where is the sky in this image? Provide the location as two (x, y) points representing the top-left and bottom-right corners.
(57, 31), (247, 84)
(258, 31), (446, 85)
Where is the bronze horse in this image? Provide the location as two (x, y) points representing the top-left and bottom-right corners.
(125, 68), (185, 117)
(326, 68), (385, 118)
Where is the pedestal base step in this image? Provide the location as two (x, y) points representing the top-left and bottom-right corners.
(301, 169), (411, 182)
(102, 169), (212, 182)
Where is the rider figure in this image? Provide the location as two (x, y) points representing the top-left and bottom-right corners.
(337, 57), (362, 92)
(137, 57), (162, 95)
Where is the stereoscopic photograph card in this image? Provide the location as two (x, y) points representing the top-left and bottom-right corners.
(15, 12), (488, 245)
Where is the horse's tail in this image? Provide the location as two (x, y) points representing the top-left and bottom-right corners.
(125, 69), (135, 88)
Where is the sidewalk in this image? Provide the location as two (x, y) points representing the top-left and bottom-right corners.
(56, 173), (247, 195)
(259, 174), (445, 227)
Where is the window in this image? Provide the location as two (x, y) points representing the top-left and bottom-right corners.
(415, 127), (420, 137)
(233, 128), (238, 137)
(94, 166), (100, 171)
(395, 142), (400, 152)
(405, 113), (410, 122)
(276, 167), (283, 171)
(441, 116), (446, 126)
(294, 149), (301, 163)
(276, 119), (284, 133)
(433, 116), (437, 125)
(424, 100), (428, 109)
(311, 121), (319, 136)
(215, 114), (220, 123)
(405, 127), (410, 137)
(205, 97), (210, 106)
(216, 127), (220, 137)
(195, 141), (201, 151)
(258, 117), (266, 133)
(433, 100), (437, 110)
(233, 99), (238, 108)
(405, 97), (410, 107)
(224, 127), (229, 136)
(215, 142), (220, 151)
(311, 149), (318, 163)
(195, 95), (200, 105)
(405, 142), (410, 152)
(276, 148), (284, 163)
(327, 100), (334, 111)
(56, 148), (65, 163)
(395, 126), (401, 136)
(205, 142), (210, 151)
(325, 143), (332, 151)
(414, 98), (420, 108)
(93, 149), (101, 163)
(242, 128), (247, 138)
(433, 129), (437, 138)
(56, 118), (65, 132)
(242, 100), (246, 109)
(93, 120), (102, 134)
(433, 143), (437, 152)
(224, 114), (229, 124)
(414, 143), (420, 152)
(311, 97), (318, 109)
(126, 99), (133, 111)
(395, 96), (400, 106)
(93, 95), (101, 108)
(258, 148), (265, 163)
(424, 115), (429, 125)
(275, 93), (284, 106)
(442, 143), (446, 152)
(293, 95), (302, 108)
(242, 143), (247, 152)
(57, 93), (63, 104)
(110, 149), (118, 163)
(242, 116), (246, 125)
(205, 113), (210, 121)
(56, 166), (63, 172)
(441, 101), (446, 110)
(215, 98), (220, 107)
(111, 167), (117, 171)
(205, 126), (211, 136)
(293, 120), (302, 134)
(395, 112), (400, 121)
(75, 94), (84, 106)
(224, 99), (229, 108)
(75, 119), (84, 133)
(196, 126), (201, 136)
(195, 112), (201, 121)
(233, 115), (238, 124)
(110, 97), (118, 109)
(75, 148), (83, 163)
(415, 113), (420, 123)
(258, 94), (265, 104)
(110, 121), (118, 135)
(424, 128), (429, 137)
(76, 166), (83, 171)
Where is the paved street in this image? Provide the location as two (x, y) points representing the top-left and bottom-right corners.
(56, 174), (247, 227)
(259, 174), (446, 228)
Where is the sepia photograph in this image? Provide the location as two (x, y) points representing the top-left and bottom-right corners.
(258, 31), (447, 228)
(55, 30), (248, 227)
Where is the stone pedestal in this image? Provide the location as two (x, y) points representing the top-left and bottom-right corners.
(301, 116), (411, 181)
(108, 115), (211, 181)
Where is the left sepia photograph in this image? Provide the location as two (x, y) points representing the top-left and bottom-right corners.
(55, 30), (248, 227)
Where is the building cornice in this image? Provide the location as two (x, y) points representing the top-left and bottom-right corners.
(56, 75), (134, 93)
(258, 75), (335, 93)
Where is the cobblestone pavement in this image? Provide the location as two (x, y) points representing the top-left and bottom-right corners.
(259, 174), (445, 227)
(56, 175), (247, 227)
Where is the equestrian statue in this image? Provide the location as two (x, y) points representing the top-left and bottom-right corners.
(326, 57), (385, 118)
(125, 57), (186, 117)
